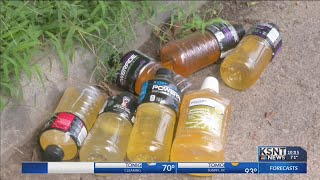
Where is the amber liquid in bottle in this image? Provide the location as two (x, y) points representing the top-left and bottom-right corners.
(134, 61), (161, 94)
(220, 23), (282, 90)
(39, 85), (106, 161)
(161, 31), (220, 77)
(117, 50), (192, 95)
(79, 112), (133, 162)
(80, 92), (137, 162)
(170, 77), (231, 176)
(220, 35), (273, 90)
(160, 18), (245, 77)
(127, 103), (177, 161)
(135, 61), (192, 95)
(127, 68), (181, 162)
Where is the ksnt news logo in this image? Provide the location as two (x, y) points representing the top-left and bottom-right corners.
(259, 147), (287, 161)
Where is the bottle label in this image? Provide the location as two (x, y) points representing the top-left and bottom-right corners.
(47, 112), (88, 148)
(186, 98), (225, 137)
(247, 23), (282, 59)
(206, 18), (240, 58)
(138, 79), (181, 113)
(103, 93), (137, 123)
(116, 51), (152, 93)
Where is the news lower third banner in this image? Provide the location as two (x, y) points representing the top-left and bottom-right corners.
(22, 146), (307, 174)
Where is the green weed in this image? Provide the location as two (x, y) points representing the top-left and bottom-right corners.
(152, 2), (223, 47)
(0, 1), (155, 110)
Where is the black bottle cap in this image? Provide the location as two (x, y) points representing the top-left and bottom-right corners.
(233, 24), (245, 40)
(43, 145), (64, 161)
(103, 92), (138, 122)
(155, 68), (174, 80)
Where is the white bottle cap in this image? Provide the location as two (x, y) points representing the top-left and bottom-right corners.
(200, 77), (219, 93)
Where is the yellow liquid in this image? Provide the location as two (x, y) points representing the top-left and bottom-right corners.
(79, 112), (133, 162)
(170, 89), (231, 176)
(220, 35), (273, 90)
(127, 103), (176, 162)
(40, 85), (106, 160)
(40, 129), (78, 160)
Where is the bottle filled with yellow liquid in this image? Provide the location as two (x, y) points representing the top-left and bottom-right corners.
(171, 77), (231, 176)
(116, 50), (192, 95)
(220, 23), (282, 90)
(80, 92), (137, 162)
(127, 68), (181, 162)
(161, 18), (245, 77)
(39, 85), (106, 161)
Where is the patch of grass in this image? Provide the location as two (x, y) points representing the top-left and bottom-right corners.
(0, 1), (155, 110)
(152, 2), (224, 47)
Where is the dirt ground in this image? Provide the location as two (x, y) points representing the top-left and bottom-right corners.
(1, 1), (320, 180)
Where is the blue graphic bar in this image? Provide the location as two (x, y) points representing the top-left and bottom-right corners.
(21, 162), (307, 174)
(259, 162), (307, 174)
(22, 162), (48, 174)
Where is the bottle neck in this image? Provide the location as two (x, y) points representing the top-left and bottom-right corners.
(206, 23), (242, 58)
(155, 75), (173, 81)
(245, 35), (272, 49)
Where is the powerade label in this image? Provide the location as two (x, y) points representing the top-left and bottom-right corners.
(139, 79), (181, 113)
(247, 23), (282, 59)
(186, 98), (225, 137)
(206, 18), (241, 58)
(46, 112), (87, 148)
(103, 93), (137, 123)
(116, 51), (151, 93)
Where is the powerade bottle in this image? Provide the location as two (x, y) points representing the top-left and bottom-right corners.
(79, 92), (137, 162)
(115, 50), (192, 95)
(126, 68), (181, 162)
(160, 18), (245, 77)
(39, 85), (106, 161)
(220, 23), (282, 90)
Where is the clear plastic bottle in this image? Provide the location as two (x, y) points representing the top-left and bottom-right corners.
(127, 68), (181, 162)
(39, 85), (106, 161)
(116, 50), (192, 95)
(170, 77), (231, 176)
(220, 23), (282, 90)
(79, 92), (137, 162)
(160, 18), (245, 77)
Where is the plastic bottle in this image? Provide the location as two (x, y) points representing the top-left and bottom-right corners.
(220, 23), (282, 90)
(79, 92), (137, 162)
(127, 68), (181, 162)
(39, 85), (106, 161)
(170, 77), (231, 176)
(160, 18), (245, 77)
(116, 50), (192, 95)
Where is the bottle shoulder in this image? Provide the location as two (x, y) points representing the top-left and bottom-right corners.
(183, 89), (231, 106)
(140, 61), (161, 73)
(138, 102), (177, 114)
(242, 35), (272, 49)
(98, 112), (131, 124)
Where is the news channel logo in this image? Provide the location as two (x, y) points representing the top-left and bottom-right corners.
(258, 146), (307, 162)
(258, 146), (287, 161)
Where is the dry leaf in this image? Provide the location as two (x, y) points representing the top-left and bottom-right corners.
(265, 111), (277, 119)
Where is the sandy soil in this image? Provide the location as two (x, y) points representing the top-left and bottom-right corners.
(1, 1), (319, 180)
